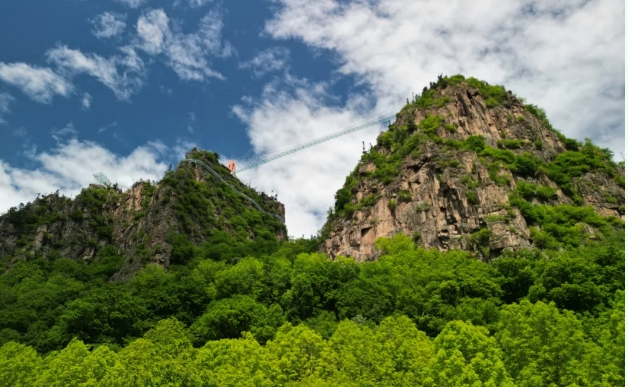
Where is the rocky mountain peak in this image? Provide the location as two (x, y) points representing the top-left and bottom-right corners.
(0, 148), (286, 280)
(320, 75), (624, 261)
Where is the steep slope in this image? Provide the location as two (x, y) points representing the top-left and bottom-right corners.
(321, 75), (625, 261)
(0, 148), (286, 279)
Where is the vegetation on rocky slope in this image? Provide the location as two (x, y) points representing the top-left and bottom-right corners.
(323, 74), (624, 258)
(0, 75), (624, 386)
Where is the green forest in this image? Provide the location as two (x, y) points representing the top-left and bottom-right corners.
(0, 231), (624, 386)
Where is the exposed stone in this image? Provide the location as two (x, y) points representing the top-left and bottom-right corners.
(0, 151), (287, 280)
(321, 81), (624, 262)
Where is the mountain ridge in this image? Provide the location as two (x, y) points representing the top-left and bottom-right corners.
(0, 148), (286, 281)
(320, 75), (624, 261)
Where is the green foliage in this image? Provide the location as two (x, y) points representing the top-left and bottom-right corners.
(68, 210), (83, 221)
(466, 191), (479, 205)
(413, 89), (451, 109)
(468, 228), (491, 258)
(140, 182), (157, 209)
(543, 138), (625, 194)
(397, 190), (413, 202)
(498, 139), (523, 149)
(486, 215), (508, 223)
(460, 175), (481, 189)
(465, 77), (508, 107)
(509, 192), (623, 249)
(359, 193), (380, 207)
(0, 230), (624, 385)
(334, 188), (352, 215)
(419, 115), (445, 138)
(514, 181), (557, 201)
(0, 75), (625, 386)
(534, 140), (543, 150)
(190, 295), (284, 344)
(464, 135), (487, 152)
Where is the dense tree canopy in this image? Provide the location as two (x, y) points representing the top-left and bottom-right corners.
(0, 231), (624, 386)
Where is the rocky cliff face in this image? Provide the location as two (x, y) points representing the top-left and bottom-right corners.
(321, 76), (624, 262)
(0, 149), (286, 279)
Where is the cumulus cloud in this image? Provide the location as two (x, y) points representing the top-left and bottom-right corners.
(135, 8), (232, 81)
(114, 0), (147, 8)
(265, 0), (625, 155)
(0, 63), (72, 103)
(0, 92), (14, 124)
(234, 0), (625, 237)
(46, 45), (145, 100)
(0, 138), (170, 215)
(232, 75), (392, 238)
(91, 11), (127, 39)
(81, 92), (92, 110)
(239, 47), (290, 77)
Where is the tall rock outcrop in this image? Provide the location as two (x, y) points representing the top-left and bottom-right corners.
(0, 149), (286, 279)
(321, 75), (624, 261)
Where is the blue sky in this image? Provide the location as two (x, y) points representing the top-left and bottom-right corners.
(0, 0), (624, 237)
(0, 0), (354, 163)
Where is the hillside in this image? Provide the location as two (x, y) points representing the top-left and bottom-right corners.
(321, 75), (625, 261)
(0, 148), (286, 280)
(0, 75), (624, 387)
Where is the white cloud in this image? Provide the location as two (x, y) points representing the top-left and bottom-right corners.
(0, 92), (14, 124)
(135, 8), (232, 81)
(46, 45), (145, 100)
(264, 0), (625, 155)
(239, 47), (290, 77)
(233, 0), (625, 238)
(136, 9), (169, 55)
(81, 92), (92, 110)
(114, 0), (147, 8)
(92, 12), (127, 39)
(98, 121), (118, 133)
(0, 138), (169, 214)
(0, 63), (72, 103)
(173, 139), (198, 161)
(51, 122), (78, 143)
(233, 75), (390, 238)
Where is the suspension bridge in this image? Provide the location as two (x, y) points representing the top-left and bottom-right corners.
(235, 113), (397, 173)
(95, 108), (400, 223)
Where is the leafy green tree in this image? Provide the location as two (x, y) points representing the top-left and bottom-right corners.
(193, 333), (271, 387)
(214, 257), (267, 300)
(99, 318), (202, 387)
(329, 320), (386, 384)
(190, 295), (284, 344)
(265, 323), (337, 384)
(374, 315), (434, 385)
(53, 285), (148, 347)
(495, 300), (611, 386)
(425, 320), (514, 386)
(0, 341), (42, 387)
(32, 338), (116, 387)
